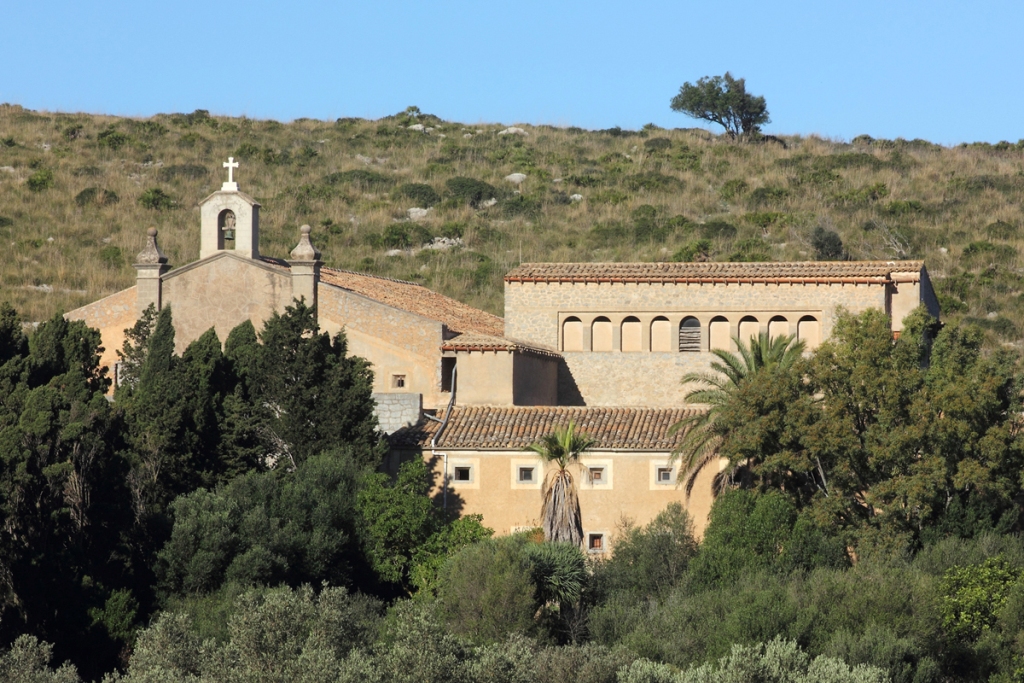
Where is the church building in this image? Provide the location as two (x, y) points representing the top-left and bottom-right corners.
(67, 160), (940, 546)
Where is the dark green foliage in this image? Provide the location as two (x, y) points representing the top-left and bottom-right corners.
(812, 226), (845, 260)
(963, 240), (1016, 263)
(96, 126), (130, 150)
(74, 187), (119, 207)
(446, 176), (497, 206)
(719, 178), (749, 200)
(671, 73), (770, 137)
(158, 164), (207, 181)
(699, 221), (737, 240)
(748, 185), (789, 206)
(673, 239), (712, 262)
(883, 200), (924, 216)
(138, 187), (174, 210)
(437, 538), (538, 643)
(832, 182), (889, 206)
(322, 168), (393, 190)
(985, 221), (1016, 240)
(397, 182), (441, 207)
(643, 137), (672, 152)
(26, 169), (54, 192)
(98, 245), (123, 268)
(594, 504), (698, 599)
(0, 136), (16, 147)
(0, 216), (12, 228)
(625, 172), (682, 192)
(156, 452), (367, 597)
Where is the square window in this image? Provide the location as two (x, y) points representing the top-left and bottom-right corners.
(589, 467), (605, 484)
(453, 466), (471, 482)
(588, 533), (605, 552)
(657, 467), (673, 483)
(391, 374), (406, 389)
(518, 466), (534, 483)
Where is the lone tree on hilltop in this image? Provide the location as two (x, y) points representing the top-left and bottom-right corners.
(671, 72), (770, 138)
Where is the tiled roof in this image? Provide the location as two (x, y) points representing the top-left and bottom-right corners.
(390, 405), (704, 450)
(441, 333), (561, 359)
(319, 268), (504, 336)
(505, 261), (926, 285)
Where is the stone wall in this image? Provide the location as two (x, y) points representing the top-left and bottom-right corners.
(318, 285), (447, 408)
(372, 392), (423, 434)
(66, 286), (138, 379)
(161, 254), (292, 352)
(506, 280), (888, 406)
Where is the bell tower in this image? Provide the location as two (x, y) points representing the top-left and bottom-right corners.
(199, 157), (261, 260)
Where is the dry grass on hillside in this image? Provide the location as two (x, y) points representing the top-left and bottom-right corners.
(1, 104), (1023, 345)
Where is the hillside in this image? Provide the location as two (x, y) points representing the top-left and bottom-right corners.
(0, 103), (1021, 343)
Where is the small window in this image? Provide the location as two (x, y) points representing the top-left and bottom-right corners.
(657, 467), (673, 483)
(588, 533), (605, 552)
(518, 466), (535, 483)
(391, 374), (406, 389)
(589, 467), (606, 484)
(453, 466), (471, 482)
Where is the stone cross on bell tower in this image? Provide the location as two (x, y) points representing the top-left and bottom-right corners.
(222, 157), (239, 191)
(199, 158), (261, 260)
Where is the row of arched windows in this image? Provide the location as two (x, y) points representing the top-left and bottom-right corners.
(561, 315), (821, 353)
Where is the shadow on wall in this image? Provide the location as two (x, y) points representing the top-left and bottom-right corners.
(425, 449), (467, 518)
(557, 359), (585, 406)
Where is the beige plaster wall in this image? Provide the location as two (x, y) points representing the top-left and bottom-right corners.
(451, 351), (515, 406)
(415, 448), (721, 546)
(66, 286), (138, 380)
(318, 285), (447, 408)
(161, 254), (292, 352)
(513, 354), (559, 406)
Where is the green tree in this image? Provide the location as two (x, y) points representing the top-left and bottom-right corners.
(252, 300), (379, 468)
(670, 332), (805, 495)
(670, 73), (770, 138)
(528, 421), (595, 545)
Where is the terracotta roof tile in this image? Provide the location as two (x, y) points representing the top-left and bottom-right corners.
(319, 267), (504, 336)
(390, 405), (703, 450)
(505, 260), (926, 285)
(440, 333), (561, 359)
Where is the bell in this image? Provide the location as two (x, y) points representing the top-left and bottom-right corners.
(223, 229), (235, 240)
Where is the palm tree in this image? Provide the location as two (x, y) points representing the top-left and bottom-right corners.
(528, 420), (595, 546)
(670, 331), (805, 496)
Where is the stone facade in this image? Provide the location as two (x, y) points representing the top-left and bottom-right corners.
(372, 392), (423, 434)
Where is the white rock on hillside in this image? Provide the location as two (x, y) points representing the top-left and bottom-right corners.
(408, 124), (425, 131)
(481, 198), (498, 208)
(497, 127), (527, 136)
(407, 207), (432, 221)
(504, 173), (527, 185)
(570, 194), (583, 202)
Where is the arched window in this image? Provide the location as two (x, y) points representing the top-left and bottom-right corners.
(650, 317), (672, 352)
(798, 315), (821, 351)
(678, 317), (701, 352)
(768, 316), (789, 341)
(621, 317), (642, 352)
(562, 317), (583, 352)
(592, 317), (613, 352)
(738, 316), (759, 347)
(709, 317), (730, 351)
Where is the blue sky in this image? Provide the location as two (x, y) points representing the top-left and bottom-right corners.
(4, 1), (1020, 144)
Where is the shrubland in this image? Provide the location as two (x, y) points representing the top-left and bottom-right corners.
(2, 103), (1024, 346)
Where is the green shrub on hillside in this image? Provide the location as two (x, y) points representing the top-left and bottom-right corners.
(397, 183), (441, 208)
(446, 177), (497, 206)
(96, 126), (130, 150)
(26, 169), (54, 192)
(74, 187), (119, 207)
(322, 169), (392, 191)
(138, 188), (175, 210)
